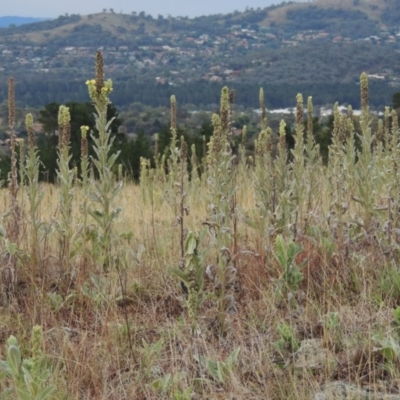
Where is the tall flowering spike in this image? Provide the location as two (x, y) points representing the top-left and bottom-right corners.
(242, 125), (247, 146)
(259, 87), (266, 128)
(229, 89), (235, 106)
(307, 96), (313, 137)
(385, 106), (391, 131)
(347, 105), (353, 121)
(377, 119), (383, 144)
(58, 105), (71, 148)
(220, 86), (229, 135)
(180, 139), (187, 162)
(80, 125), (89, 158)
(392, 109), (399, 136)
(95, 50), (104, 95)
(256, 130), (266, 157)
(339, 114), (347, 143)
(8, 77), (15, 129)
(279, 119), (286, 149)
(170, 95), (177, 132)
(266, 127), (272, 154)
(86, 52), (112, 106)
(8, 76), (19, 246)
(18, 138), (25, 162)
(333, 102), (340, 138)
(211, 113), (222, 156)
(347, 105), (354, 132)
(360, 72), (369, 112)
(154, 133), (159, 158)
(26, 113), (35, 149)
(296, 93), (303, 126)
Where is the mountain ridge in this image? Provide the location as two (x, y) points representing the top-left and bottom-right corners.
(0, 16), (50, 28)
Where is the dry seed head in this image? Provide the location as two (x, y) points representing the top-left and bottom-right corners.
(80, 125), (89, 158)
(360, 72), (369, 111)
(229, 89), (235, 105)
(8, 77), (15, 128)
(259, 88), (266, 126)
(26, 113), (35, 148)
(296, 93), (303, 126)
(180, 139), (187, 161)
(170, 95), (177, 132)
(95, 50), (104, 95)
(220, 86), (229, 134)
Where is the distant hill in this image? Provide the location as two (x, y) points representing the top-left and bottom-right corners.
(0, 1), (399, 109)
(0, 16), (50, 28)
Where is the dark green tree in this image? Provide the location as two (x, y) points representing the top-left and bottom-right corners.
(119, 131), (153, 180)
(393, 92), (400, 112)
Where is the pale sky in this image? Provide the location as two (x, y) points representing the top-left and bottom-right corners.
(1, 0), (300, 18)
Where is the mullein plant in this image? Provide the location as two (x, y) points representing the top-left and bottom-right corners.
(327, 103), (348, 245)
(163, 95), (181, 215)
(384, 106), (391, 153)
(290, 94), (306, 237)
(304, 97), (321, 229)
(387, 110), (400, 242)
(253, 88), (273, 255)
(86, 51), (122, 272)
(25, 114), (43, 281)
(0, 326), (57, 399)
(56, 105), (75, 284)
(352, 72), (379, 236)
(3, 78), (20, 301)
(80, 126), (90, 280)
(205, 86), (238, 336)
(178, 140), (188, 264)
(274, 120), (291, 237)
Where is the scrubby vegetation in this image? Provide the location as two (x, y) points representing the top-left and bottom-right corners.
(1, 53), (400, 399)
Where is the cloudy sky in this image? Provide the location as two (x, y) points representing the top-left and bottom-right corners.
(1, 0), (301, 18)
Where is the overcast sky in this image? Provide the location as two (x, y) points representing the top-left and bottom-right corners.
(1, 0), (301, 18)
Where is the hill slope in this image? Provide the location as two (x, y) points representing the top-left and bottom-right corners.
(0, 1), (399, 109)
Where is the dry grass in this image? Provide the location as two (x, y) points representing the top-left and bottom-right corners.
(0, 167), (399, 399)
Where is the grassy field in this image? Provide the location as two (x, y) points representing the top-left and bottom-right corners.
(1, 59), (400, 399)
